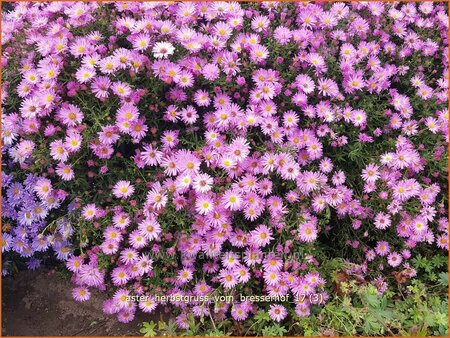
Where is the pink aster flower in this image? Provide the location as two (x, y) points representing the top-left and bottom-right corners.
(193, 89), (211, 107)
(177, 268), (193, 284)
(66, 256), (84, 273)
(387, 252), (402, 267)
(139, 297), (157, 313)
(79, 265), (105, 288)
(112, 180), (135, 199)
(437, 235), (448, 250)
(192, 173), (213, 193)
(375, 241), (391, 257)
(298, 222), (318, 243)
(111, 266), (130, 286)
(82, 204), (97, 220)
(221, 189), (243, 211)
(72, 287), (91, 302)
(119, 249), (139, 266)
(103, 226), (122, 242)
(117, 310), (135, 324)
(146, 186), (168, 210)
(91, 76), (112, 100)
(98, 125), (120, 145)
(195, 194), (214, 215)
(202, 63), (220, 81)
(141, 144), (163, 167)
(101, 240), (119, 255)
(231, 303), (249, 321)
(34, 177), (53, 199)
(129, 230), (148, 250)
(233, 265), (251, 283)
(57, 104), (83, 127)
(152, 41), (175, 59)
(161, 130), (179, 148)
(75, 67), (96, 83)
(361, 163), (380, 183)
(374, 212), (391, 230)
(56, 163), (75, 181)
(219, 269), (238, 289)
(249, 224), (273, 248)
(137, 218), (162, 241)
(268, 304), (288, 322)
(65, 131), (83, 153)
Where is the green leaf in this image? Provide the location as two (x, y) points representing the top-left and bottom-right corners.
(261, 324), (288, 336)
(158, 321), (166, 331)
(438, 272), (448, 286)
(140, 321), (157, 337)
(254, 310), (270, 322)
(364, 290), (381, 308)
(204, 329), (226, 336)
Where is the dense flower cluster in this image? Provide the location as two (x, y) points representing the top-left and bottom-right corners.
(2, 1), (448, 326)
(1, 172), (72, 271)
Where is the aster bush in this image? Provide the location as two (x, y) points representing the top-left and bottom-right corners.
(1, 1), (448, 336)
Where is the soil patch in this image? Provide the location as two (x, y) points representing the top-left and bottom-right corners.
(2, 268), (158, 336)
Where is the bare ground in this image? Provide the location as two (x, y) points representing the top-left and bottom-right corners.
(2, 268), (159, 336)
